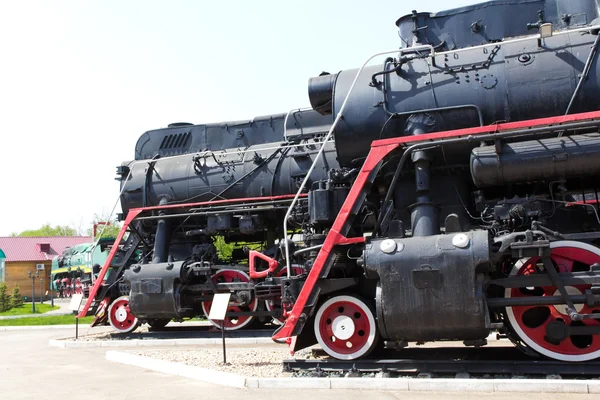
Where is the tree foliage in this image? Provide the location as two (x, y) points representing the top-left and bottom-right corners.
(11, 284), (23, 309)
(87, 214), (122, 239)
(0, 283), (11, 313)
(12, 224), (78, 237)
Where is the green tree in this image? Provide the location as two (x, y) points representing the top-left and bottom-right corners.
(12, 224), (78, 237)
(0, 283), (11, 312)
(10, 284), (23, 309)
(87, 214), (122, 239)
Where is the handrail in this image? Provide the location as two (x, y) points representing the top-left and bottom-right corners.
(281, 44), (436, 277)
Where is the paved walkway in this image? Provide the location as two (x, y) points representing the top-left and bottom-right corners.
(0, 299), (73, 320)
(0, 328), (598, 400)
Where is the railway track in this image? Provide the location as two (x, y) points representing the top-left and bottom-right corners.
(283, 347), (600, 378)
(78, 324), (277, 342)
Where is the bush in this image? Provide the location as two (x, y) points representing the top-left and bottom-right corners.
(0, 283), (11, 313)
(11, 284), (23, 309)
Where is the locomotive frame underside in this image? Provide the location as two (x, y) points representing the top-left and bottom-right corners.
(80, 110), (600, 362)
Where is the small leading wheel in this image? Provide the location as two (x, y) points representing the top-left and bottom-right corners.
(505, 241), (600, 362)
(314, 294), (379, 360)
(201, 269), (258, 331)
(108, 296), (140, 334)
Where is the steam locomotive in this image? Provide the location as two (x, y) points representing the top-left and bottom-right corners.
(81, 0), (600, 362)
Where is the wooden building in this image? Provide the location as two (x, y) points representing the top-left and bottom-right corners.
(0, 237), (91, 299)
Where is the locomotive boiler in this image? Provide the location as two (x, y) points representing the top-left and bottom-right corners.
(81, 0), (600, 362)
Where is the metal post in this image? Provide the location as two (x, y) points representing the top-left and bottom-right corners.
(75, 316), (79, 340)
(50, 278), (54, 308)
(28, 271), (39, 313)
(40, 278), (44, 304)
(221, 320), (226, 364)
(31, 275), (35, 313)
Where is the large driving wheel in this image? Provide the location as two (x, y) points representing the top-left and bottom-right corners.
(314, 294), (379, 360)
(201, 269), (258, 331)
(108, 296), (140, 334)
(505, 241), (600, 362)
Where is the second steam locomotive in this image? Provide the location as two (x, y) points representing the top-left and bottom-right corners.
(81, 0), (600, 362)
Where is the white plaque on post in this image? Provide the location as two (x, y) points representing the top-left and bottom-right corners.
(69, 293), (84, 312)
(208, 293), (231, 321)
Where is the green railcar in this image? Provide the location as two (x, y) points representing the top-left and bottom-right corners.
(51, 238), (114, 297)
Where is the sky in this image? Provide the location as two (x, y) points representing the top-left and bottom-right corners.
(0, 0), (482, 236)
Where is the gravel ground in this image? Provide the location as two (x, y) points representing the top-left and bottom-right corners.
(135, 347), (316, 377)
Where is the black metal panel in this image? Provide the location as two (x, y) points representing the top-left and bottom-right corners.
(364, 231), (491, 341)
(320, 29), (600, 167)
(120, 140), (338, 214)
(396, 0), (600, 50)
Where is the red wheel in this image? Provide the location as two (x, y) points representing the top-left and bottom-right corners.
(201, 269), (258, 331)
(74, 278), (83, 295)
(265, 265), (304, 325)
(314, 295), (379, 360)
(108, 296), (140, 333)
(505, 241), (600, 361)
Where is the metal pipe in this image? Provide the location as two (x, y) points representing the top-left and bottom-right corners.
(282, 44), (436, 277)
(293, 244), (324, 257)
(565, 33), (600, 116)
(283, 107), (313, 142)
(373, 117), (600, 235)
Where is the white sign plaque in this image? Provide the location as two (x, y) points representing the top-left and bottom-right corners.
(208, 293), (231, 321)
(69, 293), (84, 312)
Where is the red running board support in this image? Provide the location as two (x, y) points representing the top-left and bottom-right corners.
(271, 110), (600, 341)
(272, 144), (399, 339)
(77, 209), (142, 318)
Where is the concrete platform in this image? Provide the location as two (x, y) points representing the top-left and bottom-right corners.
(105, 350), (600, 393)
(8, 327), (587, 399)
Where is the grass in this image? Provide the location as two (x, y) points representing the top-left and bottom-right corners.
(0, 303), (59, 316)
(0, 314), (95, 326)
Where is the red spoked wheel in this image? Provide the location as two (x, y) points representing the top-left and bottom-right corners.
(74, 278), (83, 295)
(108, 296), (140, 333)
(505, 241), (600, 362)
(201, 269), (258, 331)
(314, 295), (379, 360)
(265, 265), (304, 325)
(62, 278), (72, 298)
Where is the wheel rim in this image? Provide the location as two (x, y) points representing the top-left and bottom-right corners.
(314, 295), (377, 360)
(265, 265), (304, 325)
(108, 296), (139, 333)
(201, 269), (258, 331)
(505, 241), (600, 362)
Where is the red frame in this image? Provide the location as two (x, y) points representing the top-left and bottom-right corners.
(271, 110), (600, 340)
(77, 194), (306, 318)
(248, 250), (279, 279)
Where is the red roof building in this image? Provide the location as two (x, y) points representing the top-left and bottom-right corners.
(0, 236), (92, 262)
(0, 236), (92, 298)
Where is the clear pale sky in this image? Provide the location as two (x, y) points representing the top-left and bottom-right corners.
(0, 0), (481, 236)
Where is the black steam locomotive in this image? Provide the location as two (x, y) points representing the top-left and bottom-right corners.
(81, 0), (600, 362)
